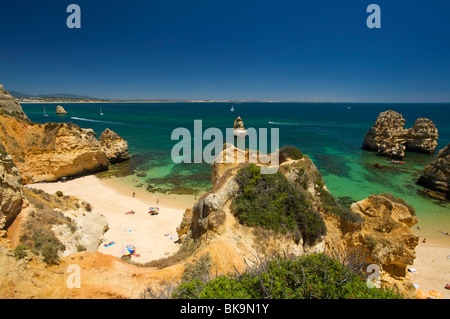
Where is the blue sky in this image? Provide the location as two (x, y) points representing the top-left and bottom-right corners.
(0, 0), (449, 101)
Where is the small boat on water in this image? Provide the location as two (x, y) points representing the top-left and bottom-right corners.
(391, 160), (405, 164)
(230, 105), (234, 112)
(100, 106), (103, 115)
(43, 106), (48, 117)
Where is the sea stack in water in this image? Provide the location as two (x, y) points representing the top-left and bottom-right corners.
(417, 143), (450, 200)
(99, 128), (130, 164)
(55, 105), (68, 114)
(233, 116), (247, 137)
(362, 110), (438, 159)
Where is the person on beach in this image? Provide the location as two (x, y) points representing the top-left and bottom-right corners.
(132, 192), (135, 197)
(157, 198), (159, 204)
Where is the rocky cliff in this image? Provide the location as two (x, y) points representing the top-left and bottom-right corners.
(0, 116), (110, 183)
(0, 84), (28, 121)
(99, 128), (130, 164)
(177, 144), (419, 298)
(0, 154), (23, 232)
(362, 110), (438, 159)
(417, 143), (450, 200)
(0, 86), (130, 183)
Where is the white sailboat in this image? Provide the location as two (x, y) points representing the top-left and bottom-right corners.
(43, 106), (48, 117)
(100, 106), (103, 115)
(230, 105), (234, 112)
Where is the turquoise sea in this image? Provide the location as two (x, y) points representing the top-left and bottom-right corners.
(22, 102), (450, 240)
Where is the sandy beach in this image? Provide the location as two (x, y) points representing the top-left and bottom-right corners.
(29, 175), (450, 299)
(30, 175), (196, 264)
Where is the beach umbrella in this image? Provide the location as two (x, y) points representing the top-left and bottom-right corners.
(428, 290), (443, 299)
(121, 249), (131, 256)
(416, 289), (427, 299)
(126, 245), (135, 254)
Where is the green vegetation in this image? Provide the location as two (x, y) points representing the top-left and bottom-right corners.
(170, 253), (401, 299)
(279, 145), (303, 163)
(55, 191), (64, 197)
(232, 164), (326, 246)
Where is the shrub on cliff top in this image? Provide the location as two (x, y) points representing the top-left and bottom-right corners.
(232, 164), (326, 246)
(170, 253), (401, 299)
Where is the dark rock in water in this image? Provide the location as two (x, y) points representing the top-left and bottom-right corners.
(362, 110), (438, 160)
(417, 143), (449, 200)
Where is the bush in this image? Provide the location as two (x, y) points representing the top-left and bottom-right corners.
(181, 252), (212, 283)
(171, 253), (402, 299)
(279, 145), (303, 163)
(232, 164), (326, 246)
(41, 243), (60, 265)
(13, 243), (29, 259)
(55, 191), (64, 198)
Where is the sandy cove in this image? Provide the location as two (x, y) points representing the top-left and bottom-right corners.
(30, 175), (195, 264)
(29, 175), (450, 299)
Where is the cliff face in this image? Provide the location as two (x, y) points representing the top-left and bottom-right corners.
(324, 194), (418, 298)
(0, 84), (28, 121)
(0, 86), (130, 183)
(0, 154), (23, 231)
(0, 116), (110, 183)
(363, 110), (438, 159)
(99, 128), (130, 164)
(417, 143), (450, 200)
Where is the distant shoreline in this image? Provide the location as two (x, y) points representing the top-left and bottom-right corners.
(18, 100), (450, 104)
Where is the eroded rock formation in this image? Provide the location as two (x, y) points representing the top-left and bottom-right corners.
(417, 143), (450, 200)
(99, 128), (130, 164)
(55, 105), (68, 114)
(233, 116), (247, 137)
(0, 116), (109, 183)
(0, 84), (28, 121)
(363, 110), (438, 159)
(0, 154), (23, 231)
(179, 144), (419, 297)
(0, 86), (130, 183)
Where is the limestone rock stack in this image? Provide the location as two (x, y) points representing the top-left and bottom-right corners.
(55, 105), (68, 114)
(233, 116), (247, 137)
(417, 143), (450, 200)
(362, 110), (438, 159)
(99, 128), (130, 164)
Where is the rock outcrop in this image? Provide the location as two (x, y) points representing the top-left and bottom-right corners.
(0, 154), (23, 231)
(0, 84), (28, 121)
(178, 144), (419, 297)
(417, 143), (450, 200)
(335, 194), (418, 298)
(55, 105), (68, 114)
(0, 87), (130, 183)
(0, 116), (110, 183)
(99, 128), (130, 164)
(362, 110), (438, 159)
(233, 116), (247, 137)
